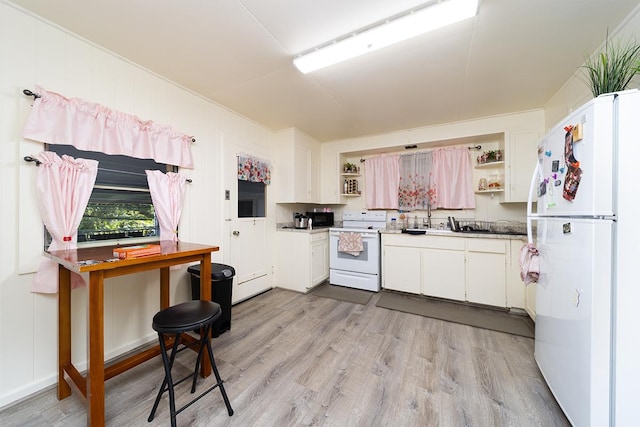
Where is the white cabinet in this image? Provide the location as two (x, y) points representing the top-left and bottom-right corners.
(421, 237), (466, 301)
(504, 130), (540, 203)
(466, 239), (507, 307)
(506, 239), (527, 310)
(422, 249), (466, 301)
(274, 129), (320, 203)
(382, 245), (421, 293)
(275, 231), (329, 293)
(321, 152), (340, 204)
(311, 232), (329, 286)
(383, 234), (465, 301)
(525, 283), (536, 320)
(508, 237), (537, 319)
(382, 233), (530, 313)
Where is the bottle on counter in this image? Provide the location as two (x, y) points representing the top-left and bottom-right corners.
(390, 218), (397, 230)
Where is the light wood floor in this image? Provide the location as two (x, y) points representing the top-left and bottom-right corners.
(0, 288), (569, 427)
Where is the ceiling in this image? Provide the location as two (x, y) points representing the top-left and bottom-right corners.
(7, 0), (639, 142)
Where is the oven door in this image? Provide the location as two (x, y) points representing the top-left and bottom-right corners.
(329, 229), (380, 275)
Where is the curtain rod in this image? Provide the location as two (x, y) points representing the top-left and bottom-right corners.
(23, 156), (192, 182)
(359, 144), (483, 162)
(22, 88), (196, 143)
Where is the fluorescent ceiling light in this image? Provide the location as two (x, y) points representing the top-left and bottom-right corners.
(293, 0), (479, 74)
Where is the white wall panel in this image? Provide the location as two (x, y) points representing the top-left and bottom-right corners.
(0, 2), (274, 408)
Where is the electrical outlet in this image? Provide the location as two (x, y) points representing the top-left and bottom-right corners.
(225, 190), (230, 200)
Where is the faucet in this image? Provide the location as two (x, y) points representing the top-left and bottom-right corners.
(425, 204), (432, 228)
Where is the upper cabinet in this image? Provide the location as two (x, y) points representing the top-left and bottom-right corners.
(274, 129), (320, 203)
(504, 130), (540, 203)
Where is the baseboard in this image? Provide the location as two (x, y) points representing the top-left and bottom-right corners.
(0, 333), (157, 411)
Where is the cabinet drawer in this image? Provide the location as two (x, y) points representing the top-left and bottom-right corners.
(383, 234), (414, 246)
(424, 235), (465, 250)
(383, 233), (465, 250)
(310, 231), (328, 242)
(467, 238), (507, 254)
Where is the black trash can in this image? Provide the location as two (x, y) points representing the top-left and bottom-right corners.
(187, 263), (235, 337)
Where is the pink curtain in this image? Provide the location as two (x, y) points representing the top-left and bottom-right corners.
(32, 152), (98, 293)
(432, 147), (475, 209)
(22, 85), (194, 168)
(145, 170), (187, 242)
(398, 152), (436, 211)
(364, 155), (400, 209)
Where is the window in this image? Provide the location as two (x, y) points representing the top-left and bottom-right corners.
(238, 180), (266, 218)
(47, 144), (172, 246)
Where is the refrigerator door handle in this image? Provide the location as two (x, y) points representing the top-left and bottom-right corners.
(526, 161), (541, 244)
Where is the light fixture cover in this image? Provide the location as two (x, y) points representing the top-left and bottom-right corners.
(293, 0), (479, 73)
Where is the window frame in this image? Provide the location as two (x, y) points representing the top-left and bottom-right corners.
(45, 144), (175, 248)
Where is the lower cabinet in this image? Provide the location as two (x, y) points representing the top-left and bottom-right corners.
(382, 233), (527, 311)
(383, 246), (421, 294)
(275, 231), (329, 293)
(311, 233), (329, 285)
(466, 239), (507, 307)
(421, 241), (466, 301)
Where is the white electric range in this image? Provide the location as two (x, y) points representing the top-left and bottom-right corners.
(329, 210), (387, 292)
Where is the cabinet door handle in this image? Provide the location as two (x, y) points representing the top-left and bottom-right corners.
(232, 230), (240, 236)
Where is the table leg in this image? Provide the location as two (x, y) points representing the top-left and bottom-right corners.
(200, 253), (212, 377)
(160, 267), (170, 309)
(87, 270), (105, 427)
(57, 266), (72, 400)
(200, 254), (212, 301)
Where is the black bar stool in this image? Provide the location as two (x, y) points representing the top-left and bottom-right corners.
(148, 300), (234, 426)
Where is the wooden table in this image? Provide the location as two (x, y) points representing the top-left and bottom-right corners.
(45, 241), (219, 427)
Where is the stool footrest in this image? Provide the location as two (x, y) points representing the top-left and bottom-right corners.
(174, 380), (228, 417)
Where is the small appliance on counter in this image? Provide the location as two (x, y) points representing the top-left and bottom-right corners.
(305, 211), (334, 227)
(293, 213), (309, 229)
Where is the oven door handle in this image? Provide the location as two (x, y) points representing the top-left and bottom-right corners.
(330, 231), (378, 237)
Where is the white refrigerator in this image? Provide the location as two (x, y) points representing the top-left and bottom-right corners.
(527, 90), (640, 426)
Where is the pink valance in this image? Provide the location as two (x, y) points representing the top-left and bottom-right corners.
(237, 154), (271, 184)
(22, 85), (194, 168)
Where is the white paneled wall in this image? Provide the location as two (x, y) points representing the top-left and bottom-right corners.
(0, 2), (273, 408)
(544, 6), (640, 131)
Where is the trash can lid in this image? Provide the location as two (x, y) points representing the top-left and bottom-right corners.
(187, 263), (235, 280)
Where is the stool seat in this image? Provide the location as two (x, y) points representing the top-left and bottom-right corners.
(152, 300), (221, 333)
(148, 300), (233, 426)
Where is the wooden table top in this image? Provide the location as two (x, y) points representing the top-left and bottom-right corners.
(44, 241), (219, 273)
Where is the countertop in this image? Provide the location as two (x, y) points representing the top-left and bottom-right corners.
(275, 226), (526, 240)
(381, 229), (527, 240)
(277, 226), (331, 234)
